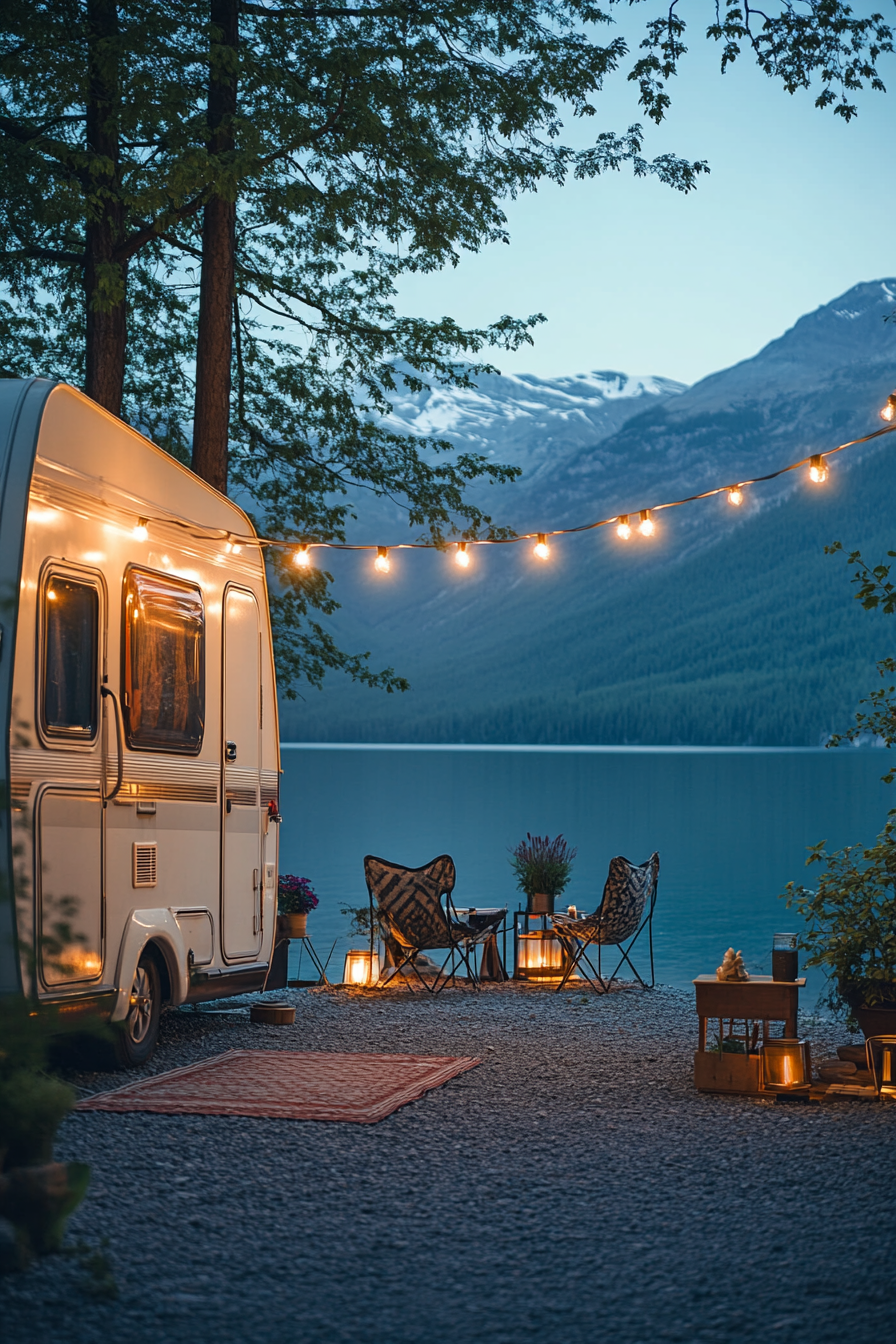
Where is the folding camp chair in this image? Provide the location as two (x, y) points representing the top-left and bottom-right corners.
(551, 852), (659, 993)
(363, 854), (502, 993)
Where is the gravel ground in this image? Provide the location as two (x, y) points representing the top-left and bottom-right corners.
(2, 981), (894, 1344)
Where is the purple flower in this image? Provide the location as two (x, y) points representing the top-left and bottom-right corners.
(277, 874), (319, 914)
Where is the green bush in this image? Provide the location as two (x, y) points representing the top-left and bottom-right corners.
(0, 999), (89, 1273)
(0, 1070), (75, 1170)
(783, 812), (896, 1017)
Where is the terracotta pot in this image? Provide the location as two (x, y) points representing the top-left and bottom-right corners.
(282, 912), (307, 938)
(842, 982), (896, 1038)
(853, 1002), (896, 1039)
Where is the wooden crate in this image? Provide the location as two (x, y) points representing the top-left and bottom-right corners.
(694, 1049), (762, 1095)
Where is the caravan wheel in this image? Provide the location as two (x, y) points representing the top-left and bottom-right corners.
(115, 952), (162, 1067)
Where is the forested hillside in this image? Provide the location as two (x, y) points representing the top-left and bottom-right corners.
(279, 281), (896, 745)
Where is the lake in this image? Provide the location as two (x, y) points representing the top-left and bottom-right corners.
(278, 744), (893, 1005)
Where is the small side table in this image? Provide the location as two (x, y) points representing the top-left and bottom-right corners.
(694, 974), (806, 1046)
(461, 907), (508, 982)
(693, 975), (806, 1095)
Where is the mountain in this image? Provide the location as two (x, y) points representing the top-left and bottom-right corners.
(343, 368), (687, 537)
(383, 370), (685, 513)
(279, 280), (896, 746)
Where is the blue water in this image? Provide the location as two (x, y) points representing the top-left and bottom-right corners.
(278, 744), (893, 1003)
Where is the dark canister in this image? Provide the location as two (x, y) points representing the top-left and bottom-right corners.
(772, 932), (798, 982)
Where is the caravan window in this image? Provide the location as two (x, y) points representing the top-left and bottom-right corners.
(42, 578), (99, 738)
(124, 568), (205, 753)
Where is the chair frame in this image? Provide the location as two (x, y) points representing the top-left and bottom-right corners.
(552, 854), (659, 994)
(363, 854), (500, 993)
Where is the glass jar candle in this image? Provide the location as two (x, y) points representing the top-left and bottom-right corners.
(772, 933), (798, 982)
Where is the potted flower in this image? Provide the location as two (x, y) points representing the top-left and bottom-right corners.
(278, 875), (319, 938)
(782, 815), (896, 1036)
(510, 833), (577, 915)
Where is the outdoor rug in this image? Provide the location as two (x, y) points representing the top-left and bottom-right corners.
(75, 1049), (480, 1124)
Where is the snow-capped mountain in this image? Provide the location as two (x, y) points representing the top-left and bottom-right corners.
(383, 370), (686, 477)
(284, 280), (896, 746)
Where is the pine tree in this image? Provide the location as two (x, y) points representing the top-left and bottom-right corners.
(1, 1), (891, 695)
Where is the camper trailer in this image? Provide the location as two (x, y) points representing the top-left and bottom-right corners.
(0, 379), (281, 1064)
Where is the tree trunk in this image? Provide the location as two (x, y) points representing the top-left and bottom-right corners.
(84, 0), (127, 416)
(192, 0), (239, 495)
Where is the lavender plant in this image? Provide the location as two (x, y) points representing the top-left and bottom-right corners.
(510, 834), (577, 900)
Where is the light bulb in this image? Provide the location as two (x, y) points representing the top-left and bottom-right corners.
(727, 488), (744, 507)
(880, 392), (896, 423)
(293, 546), (311, 569)
(374, 546), (390, 574)
(133, 518), (149, 541)
(533, 534), (550, 560)
(809, 454), (827, 484)
(616, 515), (632, 540)
(638, 510), (655, 537)
(455, 542), (470, 568)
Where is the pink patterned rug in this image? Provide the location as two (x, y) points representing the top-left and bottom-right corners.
(75, 1050), (480, 1124)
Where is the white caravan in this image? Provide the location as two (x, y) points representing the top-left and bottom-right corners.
(0, 380), (281, 1064)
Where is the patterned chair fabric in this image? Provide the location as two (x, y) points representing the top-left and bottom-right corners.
(551, 852), (659, 992)
(363, 854), (502, 991)
(364, 854), (455, 952)
(553, 853), (659, 944)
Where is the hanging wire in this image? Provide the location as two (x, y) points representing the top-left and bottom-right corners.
(136, 420), (896, 558)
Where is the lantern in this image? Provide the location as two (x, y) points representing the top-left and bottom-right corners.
(515, 930), (566, 981)
(343, 949), (380, 986)
(866, 1036), (896, 1100)
(759, 1038), (810, 1091)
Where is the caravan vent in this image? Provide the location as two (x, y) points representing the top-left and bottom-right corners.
(133, 842), (158, 888)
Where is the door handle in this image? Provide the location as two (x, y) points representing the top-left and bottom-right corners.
(101, 686), (125, 805)
(225, 741), (237, 763)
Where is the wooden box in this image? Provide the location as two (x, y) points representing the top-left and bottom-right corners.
(694, 1049), (762, 1095)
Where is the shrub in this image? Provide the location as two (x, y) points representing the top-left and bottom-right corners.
(782, 812), (896, 1016)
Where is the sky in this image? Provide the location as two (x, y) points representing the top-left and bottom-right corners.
(394, 21), (896, 387)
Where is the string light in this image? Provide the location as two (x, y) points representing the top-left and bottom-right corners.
(120, 416), (896, 572)
(454, 542), (470, 568)
(293, 545), (312, 569)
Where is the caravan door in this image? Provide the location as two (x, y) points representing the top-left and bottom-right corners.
(36, 568), (105, 988)
(221, 586), (263, 960)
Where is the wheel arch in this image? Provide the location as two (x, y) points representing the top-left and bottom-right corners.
(111, 909), (189, 1021)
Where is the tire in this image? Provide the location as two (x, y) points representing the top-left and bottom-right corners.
(112, 951), (162, 1067)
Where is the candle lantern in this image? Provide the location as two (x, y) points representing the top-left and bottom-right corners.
(866, 1036), (896, 1100)
(515, 930), (566, 981)
(759, 1037), (810, 1091)
(342, 949), (380, 986)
